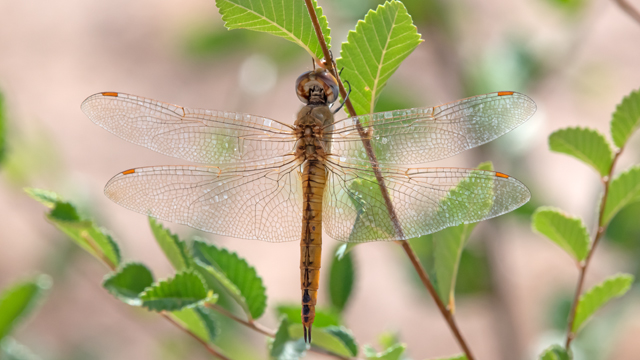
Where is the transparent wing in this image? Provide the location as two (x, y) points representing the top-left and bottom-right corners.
(82, 92), (297, 164)
(322, 157), (530, 242)
(104, 157), (303, 242)
(325, 91), (536, 165)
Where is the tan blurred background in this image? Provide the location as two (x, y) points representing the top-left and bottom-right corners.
(1, 0), (640, 359)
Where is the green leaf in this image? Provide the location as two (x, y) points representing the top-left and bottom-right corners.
(539, 345), (571, 360)
(24, 188), (62, 209)
(139, 271), (216, 312)
(29, 194), (122, 268)
(149, 218), (192, 271)
(602, 166), (640, 225)
(549, 127), (613, 177)
(192, 240), (266, 319)
(336, 0), (423, 116)
(0, 339), (42, 360)
(611, 88), (640, 148)
(275, 304), (340, 328)
(429, 356), (467, 360)
(215, 0), (330, 59)
(328, 244), (355, 312)
(363, 343), (406, 360)
(531, 207), (590, 261)
(171, 306), (218, 342)
(432, 161), (493, 308)
(270, 317), (307, 360)
(286, 324), (355, 357)
(0, 275), (51, 342)
(323, 326), (358, 356)
(573, 273), (634, 332)
(335, 243), (357, 260)
(102, 262), (154, 306)
(0, 91), (5, 166)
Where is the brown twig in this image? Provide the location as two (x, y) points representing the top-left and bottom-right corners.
(565, 150), (623, 348)
(303, 1), (475, 359)
(162, 312), (232, 360)
(614, 0), (640, 25)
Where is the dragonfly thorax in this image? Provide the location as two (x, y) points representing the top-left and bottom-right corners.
(294, 104), (333, 161)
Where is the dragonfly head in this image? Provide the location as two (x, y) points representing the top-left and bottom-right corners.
(296, 68), (339, 105)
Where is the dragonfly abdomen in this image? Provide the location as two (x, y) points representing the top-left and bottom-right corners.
(300, 159), (326, 343)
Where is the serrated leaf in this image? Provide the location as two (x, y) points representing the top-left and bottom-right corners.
(102, 263), (154, 306)
(363, 343), (406, 360)
(432, 161), (493, 309)
(328, 244), (355, 312)
(149, 218), (192, 271)
(602, 166), (640, 225)
(270, 317), (307, 360)
(172, 306), (218, 342)
(549, 127), (613, 177)
(192, 240), (266, 319)
(336, 0), (422, 117)
(24, 188), (61, 209)
(287, 324), (354, 357)
(30, 196), (122, 268)
(532, 207), (590, 261)
(573, 273), (634, 332)
(139, 271), (216, 312)
(0, 275), (51, 342)
(611, 88), (640, 148)
(323, 326), (358, 356)
(539, 345), (570, 360)
(215, 0), (330, 59)
(275, 304), (340, 328)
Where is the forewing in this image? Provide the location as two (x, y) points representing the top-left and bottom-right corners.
(326, 92), (536, 165)
(82, 92), (296, 164)
(323, 158), (530, 242)
(104, 157), (303, 242)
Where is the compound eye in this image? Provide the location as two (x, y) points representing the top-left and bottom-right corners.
(295, 69), (340, 104)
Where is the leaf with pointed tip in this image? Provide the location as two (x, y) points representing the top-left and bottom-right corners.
(286, 324), (356, 357)
(215, 0), (330, 59)
(336, 0), (422, 117)
(149, 218), (192, 271)
(611, 88), (640, 148)
(573, 273), (633, 332)
(193, 240), (266, 319)
(532, 207), (590, 261)
(139, 271), (217, 312)
(102, 263), (154, 306)
(172, 306), (219, 342)
(549, 127), (613, 177)
(323, 326), (358, 356)
(363, 343), (406, 360)
(269, 317), (307, 360)
(0, 275), (51, 342)
(602, 166), (640, 226)
(433, 161), (493, 308)
(328, 244), (355, 312)
(24, 188), (61, 209)
(28, 194), (122, 268)
(539, 345), (570, 360)
(275, 304), (340, 328)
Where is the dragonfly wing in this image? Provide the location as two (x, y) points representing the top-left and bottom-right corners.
(82, 92), (296, 164)
(323, 158), (530, 242)
(326, 91), (536, 165)
(104, 157), (303, 242)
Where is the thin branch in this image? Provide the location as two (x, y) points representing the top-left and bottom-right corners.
(614, 0), (640, 25)
(303, 1), (475, 359)
(162, 312), (231, 360)
(565, 150), (623, 348)
(206, 303), (275, 337)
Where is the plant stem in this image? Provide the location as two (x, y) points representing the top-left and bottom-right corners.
(614, 0), (640, 25)
(303, 2), (475, 359)
(565, 150), (623, 348)
(162, 312), (231, 360)
(206, 303), (275, 337)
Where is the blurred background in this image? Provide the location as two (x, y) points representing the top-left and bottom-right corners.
(1, 0), (640, 359)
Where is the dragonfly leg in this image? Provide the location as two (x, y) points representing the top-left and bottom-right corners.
(332, 80), (351, 114)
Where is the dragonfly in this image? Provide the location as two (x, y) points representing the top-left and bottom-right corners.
(82, 67), (536, 343)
